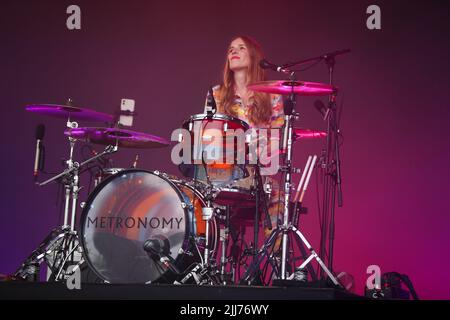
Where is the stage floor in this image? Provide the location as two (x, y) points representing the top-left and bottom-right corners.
(0, 282), (365, 300)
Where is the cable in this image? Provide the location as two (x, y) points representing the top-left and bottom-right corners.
(290, 59), (323, 73)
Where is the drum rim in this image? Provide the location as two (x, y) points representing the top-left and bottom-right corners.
(102, 167), (124, 173)
(183, 113), (249, 130)
(79, 168), (196, 284)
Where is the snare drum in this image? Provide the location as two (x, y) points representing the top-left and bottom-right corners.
(80, 169), (218, 284)
(178, 113), (250, 186)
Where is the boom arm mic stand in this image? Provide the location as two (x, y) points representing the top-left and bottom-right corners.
(319, 54), (344, 277)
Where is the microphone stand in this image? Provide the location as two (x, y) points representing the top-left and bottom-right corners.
(324, 55), (343, 275)
(281, 49), (350, 70)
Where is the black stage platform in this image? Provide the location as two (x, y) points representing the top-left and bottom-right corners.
(0, 282), (365, 300)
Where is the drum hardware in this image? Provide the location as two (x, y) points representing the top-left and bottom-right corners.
(174, 262), (221, 285)
(252, 163), (272, 263)
(240, 226), (280, 285)
(94, 167), (124, 187)
(17, 100), (120, 281)
(288, 155), (319, 283)
(263, 179), (272, 195)
(209, 164), (272, 268)
(219, 206), (229, 284)
(200, 183), (217, 270)
(39, 144), (118, 228)
(14, 225), (84, 282)
(218, 205), (240, 285)
(281, 92), (339, 284)
(230, 225), (245, 284)
(259, 51), (348, 279)
(248, 55), (345, 286)
(21, 99), (178, 283)
(14, 144), (119, 281)
(177, 113), (256, 284)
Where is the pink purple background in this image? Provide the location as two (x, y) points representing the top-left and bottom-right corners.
(1, 0), (450, 299)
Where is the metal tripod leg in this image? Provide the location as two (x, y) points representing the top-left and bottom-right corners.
(241, 227), (281, 284)
(291, 225), (339, 286)
(14, 226), (80, 281)
(289, 222), (318, 281)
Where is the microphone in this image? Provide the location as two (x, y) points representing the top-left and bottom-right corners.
(322, 48), (351, 60)
(33, 124), (45, 179)
(205, 86), (217, 116)
(143, 236), (181, 274)
(143, 237), (170, 256)
(259, 59), (290, 74)
(281, 115), (289, 154)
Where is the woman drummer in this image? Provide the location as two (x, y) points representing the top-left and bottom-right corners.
(204, 35), (285, 240)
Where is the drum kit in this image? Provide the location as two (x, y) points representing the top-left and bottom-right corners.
(14, 51), (347, 288)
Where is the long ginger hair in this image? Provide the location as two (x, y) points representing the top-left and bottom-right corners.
(217, 35), (272, 126)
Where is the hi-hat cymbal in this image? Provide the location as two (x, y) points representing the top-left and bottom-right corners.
(293, 128), (327, 140)
(248, 80), (336, 96)
(26, 104), (114, 123)
(64, 127), (169, 149)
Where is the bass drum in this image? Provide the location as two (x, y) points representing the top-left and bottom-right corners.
(79, 169), (218, 284)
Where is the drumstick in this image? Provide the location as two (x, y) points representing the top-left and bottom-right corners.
(293, 155), (312, 203)
(298, 155), (317, 203)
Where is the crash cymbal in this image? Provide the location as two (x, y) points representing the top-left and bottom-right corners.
(26, 104), (114, 123)
(64, 127), (169, 149)
(293, 128), (327, 140)
(248, 80), (336, 96)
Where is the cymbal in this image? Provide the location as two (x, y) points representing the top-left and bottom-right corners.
(294, 128), (327, 140)
(64, 127), (170, 149)
(26, 104), (114, 123)
(248, 80), (336, 96)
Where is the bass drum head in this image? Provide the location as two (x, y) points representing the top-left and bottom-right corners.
(80, 169), (195, 284)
